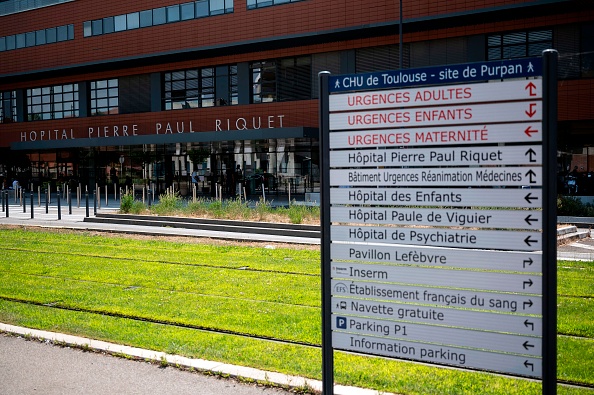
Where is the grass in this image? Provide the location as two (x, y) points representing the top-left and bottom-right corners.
(0, 227), (592, 395)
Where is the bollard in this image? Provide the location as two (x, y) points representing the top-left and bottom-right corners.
(23, 191), (26, 213)
(68, 192), (72, 215)
(30, 192), (34, 219)
(2, 190), (4, 213)
(5, 191), (9, 217)
(93, 192), (97, 216)
(85, 192), (89, 217)
(148, 189), (152, 208)
(57, 189), (61, 220)
(45, 189), (49, 213)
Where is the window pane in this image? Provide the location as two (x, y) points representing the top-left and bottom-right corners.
(26, 32), (35, 47)
(6, 35), (15, 50)
(91, 20), (103, 35)
(68, 24), (74, 40)
(167, 5), (180, 22)
(503, 32), (525, 45)
(153, 7), (166, 25)
(196, 0), (209, 17)
(127, 12), (140, 29)
(114, 14), (127, 31)
(57, 25), (68, 41)
(83, 21), (93, 37)
(15, 33), (25, 48)
(103, 17), (114, 34)
(0, 37), (5, 52)
(46, 27), (57, 43)
(210, 0), (224, 15)
(139, 10), (152, 27)
(181, 2), (194, 20)
(36, 29), (46, 44)
(225, 0), (233, 12)
(247, 0), (256, 9)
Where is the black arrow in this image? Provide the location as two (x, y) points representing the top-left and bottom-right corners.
(524, 320), (535, 331)
(523, 299), (534, 310)
(523, 257), (534, 268)
(525, 169), (537, 184)
(523, 341), (535, 350)
(523, 278), (534, 289)
(524, 214), (538, 226)
(525, 148), (537, 163)
(524, 193), (538, 204)
(524, 235), (537, 247)
(524, 360), (534, 371)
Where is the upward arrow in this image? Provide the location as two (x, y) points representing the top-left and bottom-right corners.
(525, 148), (537, 163)
(525, 169), (537, 184)
(525, 82), (538, 96)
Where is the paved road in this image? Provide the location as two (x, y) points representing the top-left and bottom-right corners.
(0, 334), (294, 395)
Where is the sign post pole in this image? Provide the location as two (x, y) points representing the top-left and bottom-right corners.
(542, 49), (558, 395)
(319, 71), (334, 395)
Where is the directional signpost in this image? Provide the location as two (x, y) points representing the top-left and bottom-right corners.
(319, 52), (557, 395)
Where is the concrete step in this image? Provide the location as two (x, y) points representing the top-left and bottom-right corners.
(557, 225), (590, 244)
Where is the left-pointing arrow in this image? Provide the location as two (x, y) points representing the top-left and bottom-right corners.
(523, 341), (535, 350)
(524, 214), (539, 226)
(524, 235), (538, 246)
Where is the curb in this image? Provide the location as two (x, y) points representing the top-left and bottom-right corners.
(0, 323), (395, 395)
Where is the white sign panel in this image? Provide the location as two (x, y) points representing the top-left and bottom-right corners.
(330, 187), (542, 208)
(329, 122), (542, 148)
(330, 80), (542, 111)
(330, 102), (541, 130)
(331, 243), (542, 272)
(330, 145), (541, 168)
(330, 167), (542, 187)
(331, 207), (541, 229)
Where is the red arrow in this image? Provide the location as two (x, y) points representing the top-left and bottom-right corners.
(524, 126), (539, 137)
(525, 82), (537, 96)
(525, 103), (537, 118)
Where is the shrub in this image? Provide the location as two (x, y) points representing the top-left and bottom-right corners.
(255, 197), (273, 221)
(151, 192), (183, 216)
(119, 192), (135, 213)
(557, 195), (594, 216)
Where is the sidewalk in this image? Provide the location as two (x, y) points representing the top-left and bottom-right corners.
(0, 199), (320, 244)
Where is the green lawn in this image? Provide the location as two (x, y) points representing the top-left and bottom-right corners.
(0, 227), (592, 395)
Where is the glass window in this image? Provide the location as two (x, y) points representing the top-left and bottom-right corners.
(0, 91), (17, 123)
(210, 0), (224, 15)
(127, 12), (140, 29)
(25, 31), (35, 47)
(56, 25), (68, 41)
(196, 0), (209, 17)
(27, 83), (79, 121)
(181, 2), (194, 20)
(91, 79), (119, 116)
(36, 29), (46, 44)
(167, 5), (180, 22)
(153, 7), (167, 25)
(83, 21), (92, 37)
(46, 27), (56, 43)
(139, 10), (152, 27)
(0, 37), (5, 52)
(251, 61), (276, 103)
(6, 35), (15, 50)
(229, 65), (238, 105)
(91, 20), (103, 36)
(68, 24), (74, 40)
(103, 17), (115, 34)
(114, 14), (127, 31)
(225, 0), (234, 12)
(15, 33), (25, 48)
(488, 29), (552, 61)
(163, 67), (218, 110)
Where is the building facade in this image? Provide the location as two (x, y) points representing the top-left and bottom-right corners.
(0, 0), (593, 197)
